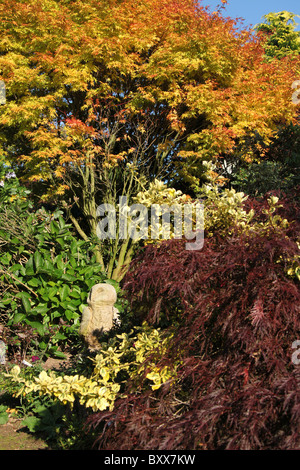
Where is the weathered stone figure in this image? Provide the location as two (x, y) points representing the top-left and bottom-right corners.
(79, 283), (119, 350)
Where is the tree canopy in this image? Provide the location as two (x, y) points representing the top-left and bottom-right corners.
(255, 11), (300, 60)
(0, 0), (299, 278)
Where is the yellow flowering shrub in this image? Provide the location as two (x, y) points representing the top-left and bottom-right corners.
(6, 323), (177, 411)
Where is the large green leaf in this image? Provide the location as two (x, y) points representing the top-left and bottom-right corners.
(27, 277), (41, 287)
(60, 301), (77, 311)
(33, 304), (48, 315)
(25, 256), (34, 276)
(0, 252), (12, 265)
(34, 251), (43, 272)
(21, 416), (41, 433)
(52, 350), (66, 359)
(48, 286), (58, 299)
(50, 220), (59, 235)
(61, 273), (77, 282)
(26, 320), (45, 336)
(65, 309), (79, 321)
(18, 292), (32, 313)
(59, 284), (70, 302)
(12, 313), (26, 324)
(70, 239), (78, 254)
(58, 216), (65, 229)
(69, 287), (81, 299)
(54, 254), (65, 270)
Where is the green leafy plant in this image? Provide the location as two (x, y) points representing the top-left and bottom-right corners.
(230, 161), (287, 196)
(0, 169), (30, 205)
(21, 402), (65, 439)
(0, 188), (111, 358)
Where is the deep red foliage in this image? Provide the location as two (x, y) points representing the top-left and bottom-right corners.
(87, 195), (300, 450)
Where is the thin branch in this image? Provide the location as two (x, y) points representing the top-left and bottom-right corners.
(68, 213), (89, 241)
(0, 268), (38, 298)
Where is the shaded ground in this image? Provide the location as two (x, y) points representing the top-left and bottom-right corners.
(0, 416), (49, 450)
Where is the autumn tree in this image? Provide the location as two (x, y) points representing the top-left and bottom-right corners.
(225, 11), (300, 195)
(0, 0), (299, 280)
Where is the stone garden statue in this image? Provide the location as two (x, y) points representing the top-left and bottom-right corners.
(79, 283), (120, 350)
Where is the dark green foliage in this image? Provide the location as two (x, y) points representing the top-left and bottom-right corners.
(0, 179), (109, 359)
(231, 160), (290, 196)
(230, 124), (300, 197)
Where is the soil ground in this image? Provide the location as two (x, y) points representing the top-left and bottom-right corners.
(0, 417), (49, 450)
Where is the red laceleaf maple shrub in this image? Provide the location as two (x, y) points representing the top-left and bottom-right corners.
(88, 195), (300, 450)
